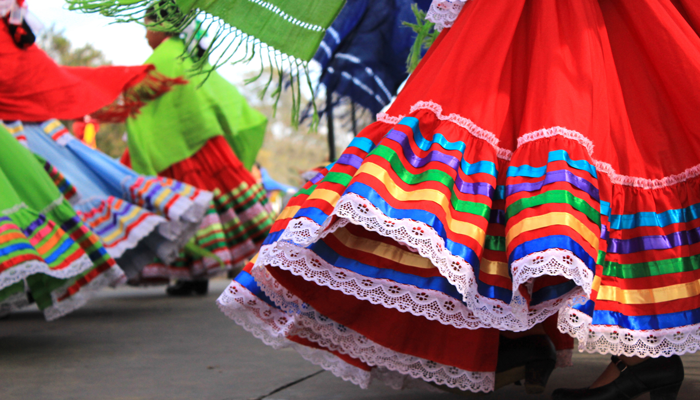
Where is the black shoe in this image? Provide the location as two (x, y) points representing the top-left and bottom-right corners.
(431, 334), (556, 396)
(192, 279), (208, 295)
(166, 280), (195, 296)
(551, 355), (684, 400)
(495, 334), (557, 394)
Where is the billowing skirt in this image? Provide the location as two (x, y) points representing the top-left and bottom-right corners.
(128, 135), (276, 280)
(218, 0), (700, 393)
(7, 120), (211, 284)
(0, 125), (123, 320)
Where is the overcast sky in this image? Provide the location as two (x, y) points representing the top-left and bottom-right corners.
(28, 0), (252, 84)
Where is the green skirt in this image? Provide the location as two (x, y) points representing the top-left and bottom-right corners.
(0, 125), (124, 321)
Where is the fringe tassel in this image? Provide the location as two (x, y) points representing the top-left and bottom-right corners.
(403, 4), (439, 74)
(66, 0), (319, 128)
(91, 69), (187, 123)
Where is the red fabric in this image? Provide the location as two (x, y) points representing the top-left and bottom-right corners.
(120, 149), (132, 168)
(0, 22), (167, 121)
(158, 135), (257, 193)
(269, 266), (500, 373)
(386, 0), (700, 181)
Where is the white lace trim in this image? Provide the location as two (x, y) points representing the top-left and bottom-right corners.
(511, 248), (593, 299)
(426, 0), (469, 31)
(377, 100), (511, 160)
(378, 100), (700, 188)
(558, 307), (700, 357)
(268, 193), (587, 331)
(0, 255), (94, 292)
(44, 265), (126, 321)
(216, 280), (373, 388)
(104, 214), (167, 260)
(256, 241), (484, 329)
(251, 269), (496, 393)
(1, 202), (27, 216)
(40, 195), (67, 215)
(370, 368), (445, 392)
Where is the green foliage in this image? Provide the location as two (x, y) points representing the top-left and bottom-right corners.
(38, 25), (112, 67)
(403, 3), (438, 73)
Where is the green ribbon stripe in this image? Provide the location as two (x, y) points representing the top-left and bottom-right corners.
(506, 190), (601, 225)
(600, 250), (700, 280)
(364, 145), (492, 218)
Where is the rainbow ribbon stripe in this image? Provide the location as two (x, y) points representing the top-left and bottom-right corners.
(261, 112), (700, 333)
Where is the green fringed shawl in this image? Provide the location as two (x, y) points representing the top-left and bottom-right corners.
(67, 0), (346, 125)
(67, 0), (344, 62)
(176, 0), (345, 61)
(125, 38), (267, 175)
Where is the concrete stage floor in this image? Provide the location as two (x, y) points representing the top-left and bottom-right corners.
(2, 278), (698, 399)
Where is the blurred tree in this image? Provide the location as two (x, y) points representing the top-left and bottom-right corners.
(37, 26), (127, 158)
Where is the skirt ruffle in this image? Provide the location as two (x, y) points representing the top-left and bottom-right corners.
(219, 0), (700, 393)
(8, 120), (211, 283)
(0, 127), (124, 320)
(141, 135), (276, 280)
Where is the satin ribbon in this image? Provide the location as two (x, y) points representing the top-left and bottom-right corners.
(371, 145), (496, 198)
(347, 182), (482, 268)
(506, 212), (600, 250)
(332, 227), (435, 269)
(506, 169), (599, 201)
(591, 308), (700, 330)
(355, 162), (488, 243)
(506, 190), (600, 224)
(607, 226), (700, 254)
(508, 235), (597, 272)
(602, 253), (700, 280)
(597, 280), (700, 304)
(386, 128), (498, 177)
(310, 237), (466, 300)
(507, 149), (597, 179)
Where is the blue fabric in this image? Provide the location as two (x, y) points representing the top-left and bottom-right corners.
(260, 168), (297, 193)
(20, 122), (147, 203)
(314, 0), (432, 114)
(20, 123), (118, 198)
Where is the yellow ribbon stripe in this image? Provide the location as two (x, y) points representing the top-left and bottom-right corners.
(307, 188), (342, 207)
(103, 207), (142, 242)
(43, 120), (62, 134)
(332, 227), (436, 269)
(480, 258), (511, 278)
(3, 124), (22, 134)
(597, 280), (700, 304)
(356, 163), (486, 244)
(506, 212), (599, 250)
(278, 205), (301, 221)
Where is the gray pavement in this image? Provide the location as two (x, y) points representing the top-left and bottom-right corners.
(1, 278), (698, 400)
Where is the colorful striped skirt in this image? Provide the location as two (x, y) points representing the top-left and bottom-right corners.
(0, 124), (123, 321)
(129, 135), (276, 281)
(7, 120), (212, 283)
(218, 0), (700, 393)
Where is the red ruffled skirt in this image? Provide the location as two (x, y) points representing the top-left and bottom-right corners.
(124, 135), (274, 280)
(219, 0), (700, 393)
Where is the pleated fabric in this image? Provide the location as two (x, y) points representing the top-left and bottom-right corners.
(7, 120), (212, 283)
(219, 0), (700, 393)
(0, 125), (124, 321)
(132, 136), (276, 281)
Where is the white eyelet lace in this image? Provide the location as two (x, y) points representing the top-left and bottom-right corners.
(221, 274), (496, 393)
(426, 0), (469, 31)
(558, 307), (700, 358)
(262, 193), (592, 332)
